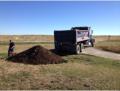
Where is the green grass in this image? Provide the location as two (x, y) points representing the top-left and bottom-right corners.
(0, 53), (120, 90)
(0, 53), (7, 58)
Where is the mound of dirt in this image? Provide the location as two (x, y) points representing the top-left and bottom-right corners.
(7, 45), (66, 64)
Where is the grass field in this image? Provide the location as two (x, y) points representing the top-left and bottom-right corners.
(95, 40), (120, 54)
(0, 42), (54, 54)
(0, 35), (54, 42)
(0, 35), (120, 90)
(0, 35), (120, 42)
(0, 43), (120, 90)
(94, 35), (120, 43)
(0, 53), (120, 90)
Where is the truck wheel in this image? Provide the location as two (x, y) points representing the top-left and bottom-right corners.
(90, 39), (95, 47)
(76, 44), (82, 54)
(90, 41), (94, 47)
(80, 43), (82, 52)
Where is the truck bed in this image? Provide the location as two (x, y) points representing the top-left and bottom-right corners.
(54, 30), (76, 43)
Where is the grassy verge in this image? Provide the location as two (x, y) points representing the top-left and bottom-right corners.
(95, 40), (120, 53)
(0, 53), (120, 90)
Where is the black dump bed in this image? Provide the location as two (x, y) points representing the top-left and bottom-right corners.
(54, 30), (76, 43)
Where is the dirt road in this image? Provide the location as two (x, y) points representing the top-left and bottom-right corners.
(82, 47), (120, 60)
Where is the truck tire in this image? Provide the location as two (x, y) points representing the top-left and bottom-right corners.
(90, 39), (95, 47)
(90, 40), (94, 47)
(76, 44), (82, 54)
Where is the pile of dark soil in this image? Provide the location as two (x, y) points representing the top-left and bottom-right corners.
(7, 45), (66, 64)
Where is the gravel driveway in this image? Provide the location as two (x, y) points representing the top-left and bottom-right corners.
(82, 47), (120, 60)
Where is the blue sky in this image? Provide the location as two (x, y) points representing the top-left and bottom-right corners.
(0, 1), (120, 35)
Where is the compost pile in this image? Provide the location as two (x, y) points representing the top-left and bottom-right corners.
(7, 45), (65, 64)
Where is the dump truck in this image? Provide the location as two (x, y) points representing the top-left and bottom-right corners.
(54, 26), (95, 54)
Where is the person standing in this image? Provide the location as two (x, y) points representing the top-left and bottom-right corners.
(8, 40), (15, 57)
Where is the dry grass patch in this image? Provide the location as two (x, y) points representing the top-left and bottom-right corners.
(0, 35), (54, 42)
(95, 40), (120, 53)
